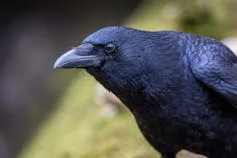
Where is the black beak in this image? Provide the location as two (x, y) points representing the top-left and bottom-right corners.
(54, 43), (102, 69)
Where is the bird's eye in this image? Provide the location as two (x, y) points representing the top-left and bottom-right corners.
(104, 43), (116, 53)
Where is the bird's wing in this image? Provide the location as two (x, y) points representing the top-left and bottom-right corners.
(190, 44), (237, 107)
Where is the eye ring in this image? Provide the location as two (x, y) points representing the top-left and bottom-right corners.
(104, 43), (116, 53)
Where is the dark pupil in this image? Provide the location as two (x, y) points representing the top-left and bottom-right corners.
(105, 43), (115, 53)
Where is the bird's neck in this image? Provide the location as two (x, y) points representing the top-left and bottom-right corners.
(88, 67), (180, 114)
(104, 74), (168, 115)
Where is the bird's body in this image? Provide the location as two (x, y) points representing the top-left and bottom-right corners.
(54, 26), (237, 158)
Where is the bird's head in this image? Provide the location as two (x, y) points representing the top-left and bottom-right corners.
(54, 26), (149, 91)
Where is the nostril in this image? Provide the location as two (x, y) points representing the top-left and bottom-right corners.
(75, 43), (94, 55)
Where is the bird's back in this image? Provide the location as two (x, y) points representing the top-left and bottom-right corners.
(127, 31), (237, 157)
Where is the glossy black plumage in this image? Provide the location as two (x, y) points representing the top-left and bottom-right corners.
(54, 26), (237, 158)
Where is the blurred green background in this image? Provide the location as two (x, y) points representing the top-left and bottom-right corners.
(1, 0), (237, 158)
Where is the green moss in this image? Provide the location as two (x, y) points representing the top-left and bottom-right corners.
(19, 71), (158, 158)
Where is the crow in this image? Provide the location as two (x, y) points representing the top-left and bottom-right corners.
(54, 26), (237, 158)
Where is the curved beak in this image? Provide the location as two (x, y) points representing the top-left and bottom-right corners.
(54, 43), (102, 69)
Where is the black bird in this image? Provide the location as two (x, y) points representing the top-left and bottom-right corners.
(54, 26), (237, 158)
